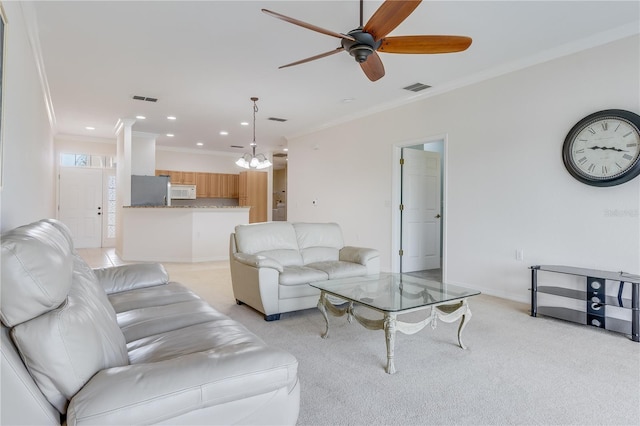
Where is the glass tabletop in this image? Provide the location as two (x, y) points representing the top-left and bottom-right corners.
(309, 273), (480, 312)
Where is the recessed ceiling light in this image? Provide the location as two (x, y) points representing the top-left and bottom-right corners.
(85, 126), (95, 130)
(283, 148), (288, 152)
(219, 131), (229, 136)
(240, 122), (249, 126)
(136, 115), (146, 120)
(166, 133), (174, 137)
(196, 142), (204, 146)
(167, 116), (177, 120)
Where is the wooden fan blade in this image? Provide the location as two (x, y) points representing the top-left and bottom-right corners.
(364, 0), (422, 41)
(262, 9), (355, 42)
(279, 47), (345, 69)
(378, 35), (472, 54)
(360, 51), (385, 82)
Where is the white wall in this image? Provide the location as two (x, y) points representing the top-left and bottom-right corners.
(55, 135), (116, 157)
(131, 132), (156, 175)
(156, 147), (245, 174)
(0, 2), (55, 232)
(287, 35), (640, 303)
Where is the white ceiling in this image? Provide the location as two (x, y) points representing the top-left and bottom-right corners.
(31, 1), (640, 164)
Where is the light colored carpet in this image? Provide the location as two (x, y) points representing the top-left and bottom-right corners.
(160, 261), (639, 425)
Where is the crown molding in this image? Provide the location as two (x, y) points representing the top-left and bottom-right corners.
(20, 2), (56, 131)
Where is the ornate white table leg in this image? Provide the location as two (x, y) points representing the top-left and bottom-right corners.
(383, 314), (397, 374)
(456, 300), (472, 349)
(317, 292), (352, 339)
(317, 291), (330, 339)
(433, 299), (472, 349)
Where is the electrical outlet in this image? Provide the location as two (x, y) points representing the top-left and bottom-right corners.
(516, 249), (524, 261)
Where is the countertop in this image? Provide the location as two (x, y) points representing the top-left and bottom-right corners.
(124, 205), (249, 209)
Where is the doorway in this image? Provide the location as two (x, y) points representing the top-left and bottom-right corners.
(58, 166), (116, 248)
(391, 137), (446, 280)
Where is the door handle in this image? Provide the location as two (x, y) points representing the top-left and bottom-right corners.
(435, 214), (441, 219)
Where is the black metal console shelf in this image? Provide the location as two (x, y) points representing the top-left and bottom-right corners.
(530, 265), (640, 342)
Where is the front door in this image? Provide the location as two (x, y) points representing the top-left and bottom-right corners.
(401, 148), (442, 272)
(58, 167), (103, 248)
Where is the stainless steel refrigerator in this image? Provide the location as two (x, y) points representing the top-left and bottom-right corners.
(131, 175), (171, 206)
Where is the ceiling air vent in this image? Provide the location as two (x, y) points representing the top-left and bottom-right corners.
(230, 145), (244, 149)
(273, 153), (288, 158)
(268, 117), (288, 122)
(132, 95), (158, 102)
(402, 83), (431, 92)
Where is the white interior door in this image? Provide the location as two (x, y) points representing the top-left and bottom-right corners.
(59, 168), (103, 248)
(401, 148), (441, 272)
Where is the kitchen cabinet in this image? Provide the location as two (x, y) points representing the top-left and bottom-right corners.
(228, 174), (239, 198)
(156, 170), (185, 184)
(219, 174), (239, 198)
(195, 173), (209, 197)
(181, 172), (196, 185)
(208, 173), (220, 197)
(156, 170), (240, 198)
(239, 171), (267, 223)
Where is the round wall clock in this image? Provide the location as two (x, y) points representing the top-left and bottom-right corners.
(562, 109), (640, 187)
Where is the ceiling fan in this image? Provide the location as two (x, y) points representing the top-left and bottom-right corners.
(263, 0), (472, 82)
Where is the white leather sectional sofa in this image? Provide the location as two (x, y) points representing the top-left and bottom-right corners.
(230, 222), (380, 321)
(1, 219), (299, 425)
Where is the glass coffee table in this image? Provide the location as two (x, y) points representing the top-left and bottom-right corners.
(310, 273), (480, 374)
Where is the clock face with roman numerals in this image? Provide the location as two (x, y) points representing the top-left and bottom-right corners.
(562, 109), (640, 187)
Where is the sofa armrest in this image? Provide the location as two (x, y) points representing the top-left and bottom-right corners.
(66, 349), (298, 425)
(93, 263), (169, 294)
(339, 246), (380, 266)
(233, 253), (284, 273)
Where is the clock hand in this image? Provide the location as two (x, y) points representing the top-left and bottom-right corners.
(588, 146), (627, 152)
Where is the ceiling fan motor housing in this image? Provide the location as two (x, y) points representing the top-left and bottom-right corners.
(342, 29), (382, 63)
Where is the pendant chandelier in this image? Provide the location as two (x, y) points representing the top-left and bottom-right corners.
(235, 97), (272, 169)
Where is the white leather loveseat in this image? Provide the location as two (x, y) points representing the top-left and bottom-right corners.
(230, 222), (380, 321)
(1, 219), (299, 425)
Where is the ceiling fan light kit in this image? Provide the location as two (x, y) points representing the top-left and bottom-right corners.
(236, 97), (272, 170)
(263, 0), (472, 82)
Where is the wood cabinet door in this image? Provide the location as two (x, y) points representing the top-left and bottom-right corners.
(229, 174), (239, 198)
(239, 172), (247, 199)
(182, 172), (196, 185)
(239, 171), (267, 223)
(219, 174), (230, 198)
(208, 173), (221, 197)
(167, 170), (182, 184)
(195, 173), (209, 197)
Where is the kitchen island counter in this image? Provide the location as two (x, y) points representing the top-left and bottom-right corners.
(118, 206), (250, 262)
(124, 205), (247, 208)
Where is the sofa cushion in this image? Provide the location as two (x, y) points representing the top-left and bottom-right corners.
(278, 266), (328, 286)
(94, 263), (170, 294)
(108, 281), (201, 313)
(11, 263), (129, 414)
(257, 249), (303, 267)
(117, 299), (227, 343)
(235, 222), (298, 254)
(1, 222), (74, 327)
(306, 261), (368, 279)
(293, 222), (344, 249)
(293, 223), (344, 264)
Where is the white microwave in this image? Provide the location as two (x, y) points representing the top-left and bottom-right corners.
(171, 184), (196, 199)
